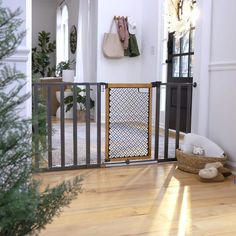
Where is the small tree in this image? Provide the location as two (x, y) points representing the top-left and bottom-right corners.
(0, 3), (82, 235)
(32, 31), (56, 77)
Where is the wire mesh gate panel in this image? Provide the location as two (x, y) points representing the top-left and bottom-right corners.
(105, 84), (152, 162)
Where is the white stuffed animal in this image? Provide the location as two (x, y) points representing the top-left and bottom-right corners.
(192, 145), (205, 155)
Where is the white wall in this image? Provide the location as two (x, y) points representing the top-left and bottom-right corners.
(208, 71), (236, 165)
(97, 0), (162, 84)
(32, 0), (57, 67)
(208, 0), (236, 168)
(32, 0), (57, 49)
(64, 0), (80, 63)
(2, 0), (32, 117)
(191, 0), (212, 136)
(192, 0), (236, 168)
(97, 0), (143, 84)
(32, 0), (79, 69)
(141, 0), (159, 83)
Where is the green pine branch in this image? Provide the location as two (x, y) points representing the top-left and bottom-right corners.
(0, 2), (83, 235)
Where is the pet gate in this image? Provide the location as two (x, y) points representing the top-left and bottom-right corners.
(32, 81), (195, 171)
(105, 84), (152, 162)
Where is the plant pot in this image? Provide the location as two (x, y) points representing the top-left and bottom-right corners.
(62, 69), (74, 83)
(56, 90), (73, 119)
(77, 110), (86, 122)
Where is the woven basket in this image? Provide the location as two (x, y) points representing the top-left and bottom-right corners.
(176, 149), (227, 174)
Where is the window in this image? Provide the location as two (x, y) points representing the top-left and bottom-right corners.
(56, 4), (69, 65)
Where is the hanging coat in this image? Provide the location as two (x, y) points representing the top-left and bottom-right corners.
(117, 17), (129, 50)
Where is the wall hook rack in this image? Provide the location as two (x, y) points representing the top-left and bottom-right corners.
(114, 15), (128, 21)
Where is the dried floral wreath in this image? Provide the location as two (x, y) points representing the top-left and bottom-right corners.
(167, 0), (196, 38)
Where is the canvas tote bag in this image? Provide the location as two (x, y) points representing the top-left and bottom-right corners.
(103, 20), (124, 58)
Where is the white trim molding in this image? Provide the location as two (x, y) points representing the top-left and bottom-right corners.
(25, 0), (32, 118)
(191, 0), (212, 137)
(3, 47), (30, 62)
(209, 61), (236, 72)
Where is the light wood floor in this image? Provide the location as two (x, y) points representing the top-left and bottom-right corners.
(37, 164), (236, 236)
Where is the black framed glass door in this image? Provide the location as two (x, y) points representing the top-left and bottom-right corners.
(166, 27), (195, 132)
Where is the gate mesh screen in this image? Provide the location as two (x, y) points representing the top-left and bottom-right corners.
(106, 85), (152, 161)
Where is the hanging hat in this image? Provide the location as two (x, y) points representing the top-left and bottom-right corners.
(127, 16), (137, 35)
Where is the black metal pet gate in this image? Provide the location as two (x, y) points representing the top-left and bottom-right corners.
(32, 81), (195, 171)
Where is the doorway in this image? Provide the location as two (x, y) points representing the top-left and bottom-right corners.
(166, 28), (195, 133)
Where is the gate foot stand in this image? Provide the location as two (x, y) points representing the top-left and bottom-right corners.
(125, 159), (130, 165)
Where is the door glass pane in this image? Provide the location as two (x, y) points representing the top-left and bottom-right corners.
(190, 29), (195, 52)
(173, 38), (180, 54)
(181, 32), (189, 53)
(172, 56), (180, 77)
(180, 56), (189, 77)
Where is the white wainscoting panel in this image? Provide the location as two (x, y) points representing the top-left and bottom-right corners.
(209, 61), (236, 72)
(3, 47), (30, 63)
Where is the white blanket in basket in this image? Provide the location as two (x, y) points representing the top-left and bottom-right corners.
(181, 133), (224, 157)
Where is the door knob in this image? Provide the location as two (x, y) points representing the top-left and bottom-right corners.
(165, 59), (172, 64)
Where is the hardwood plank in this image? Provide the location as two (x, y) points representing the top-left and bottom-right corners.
(37, 164), (236, 236)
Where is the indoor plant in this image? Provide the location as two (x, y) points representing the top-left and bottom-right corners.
(56, 60), (75, 77)
(64, 87), (95, 122)
(32, 31), (56, 77)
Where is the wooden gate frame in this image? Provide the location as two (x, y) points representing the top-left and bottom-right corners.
(105, 83), (152, 162)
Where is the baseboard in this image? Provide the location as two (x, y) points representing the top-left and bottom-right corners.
(3, 47), (30, 62)
(226, 161), (236, 175)
(227, 161), (236, 168)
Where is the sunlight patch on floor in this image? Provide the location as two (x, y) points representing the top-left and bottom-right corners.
(178, 186), (191, 236)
